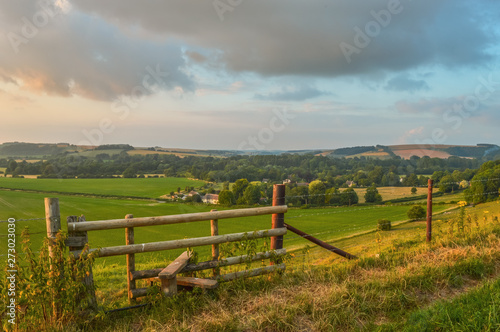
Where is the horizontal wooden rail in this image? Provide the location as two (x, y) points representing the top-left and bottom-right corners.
(217, 264), (286, 282)
(132, 249), (287, 280)
(68, 205), (288, 232)
(76, 228), (287, 258)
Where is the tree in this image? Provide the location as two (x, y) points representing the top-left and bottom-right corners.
(407, 205), (426, 220)
(377, 219), (391, 231)
(339, 188), (358, 206)
(218, 190), (236, 206)
(122, 167), (136, 178)
(309, 180), (326, 206)
(403, 173), (419, 187)
(325, 187), (340, 205)
(242, 184), (261, 205)
(439, 175), (459, 193)
(191, 194), (202, 203)
(232, 178), (249, 201)
(364, 184), (382, 203)
(288, 186), (309, 206)
(177, 187), (181, 193)
(411, 187), (417, 195)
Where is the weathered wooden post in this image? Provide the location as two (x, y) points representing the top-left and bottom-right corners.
(271, 184), (286, 255)
(427, 179), (433, 242)
(45, 197), (61, 320)
(210, 209), (219, 278)
(125, 214), (136, 304)
(67, 215), (96, 309)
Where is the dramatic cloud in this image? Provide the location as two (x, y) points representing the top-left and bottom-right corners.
(70, 0), (497, 78)
(0, 2), (194, 101)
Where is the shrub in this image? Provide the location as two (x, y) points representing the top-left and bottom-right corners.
(0, 229), (97, 330)
(407, 205), (426, 221)
(377, 219), (391, 231)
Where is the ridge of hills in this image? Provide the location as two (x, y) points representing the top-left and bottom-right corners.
(0, 141), (499, 160)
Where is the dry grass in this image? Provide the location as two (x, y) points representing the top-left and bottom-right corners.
(354, 186), (428, 203)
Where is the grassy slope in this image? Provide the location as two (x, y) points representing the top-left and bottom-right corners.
(58, 199), (499, 331)
(0, 177), (207, 198)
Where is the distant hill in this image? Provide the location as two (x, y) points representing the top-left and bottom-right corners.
(317, 144), (500, 160)
(0, 142), (498, 161)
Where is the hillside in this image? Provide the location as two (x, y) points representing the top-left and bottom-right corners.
(0, 142), (498, 161)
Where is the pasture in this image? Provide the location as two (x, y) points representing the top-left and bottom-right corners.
(0, 177), (207, 199)
(0, 188), (452, 267)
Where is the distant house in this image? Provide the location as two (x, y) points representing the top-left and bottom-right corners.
(262, 178), (270, 183)
(203, 194), (219, 204)
(346, 181), (356, 187)
(283, 179), (292, 184)
(187, 191), (199, 197)
(296, 182), (309, 187)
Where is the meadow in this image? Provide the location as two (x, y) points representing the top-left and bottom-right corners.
(3, 175), (500, 331)
(0, 177), (207, 199)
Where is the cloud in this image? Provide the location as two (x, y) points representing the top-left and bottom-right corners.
(254, 84), (328, 101)
(0, 2), (195, 101)
(69, 0), (498, 79)
(385, 74), (429, 93)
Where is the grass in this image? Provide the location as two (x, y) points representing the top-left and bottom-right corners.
(36, 199), (497, 332)
(0, 177), (207, 199)
(354, 187), (428, 203)
(384, 277), (500, 331)
(4, 180), (500, 330)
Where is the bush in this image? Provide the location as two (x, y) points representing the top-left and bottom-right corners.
(377, 219), (391, 231)
(0, 229), (97, 330)
(407, 205), (426, 221)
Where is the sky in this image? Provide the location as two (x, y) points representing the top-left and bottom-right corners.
(0, 0), (499, 151)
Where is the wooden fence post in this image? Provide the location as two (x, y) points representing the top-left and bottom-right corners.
(45, 197), (61, 320)
(271, 184), (286, 254)
(125, 214), (136, 304)
(68, 215), (96, 309)
(427, 179), (433, 242)
(210, 209), (219, 278)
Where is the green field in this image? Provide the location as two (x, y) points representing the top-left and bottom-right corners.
(0, 188), (451, 268)
(0, 177), (207, 198)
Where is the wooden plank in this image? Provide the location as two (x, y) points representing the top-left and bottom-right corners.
(76, 228), (287, 258)
(68, 205), (288, 232)
(183, 249), (287, 273)
(218, 264), (286, 282)
(177, 276), (218, 289)
(131, 249), (287, 280)
(158, 251), (191, 279)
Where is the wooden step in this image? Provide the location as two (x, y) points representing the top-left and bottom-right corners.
(177, 276), (218, 289)
(158, 251), (191, 279)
